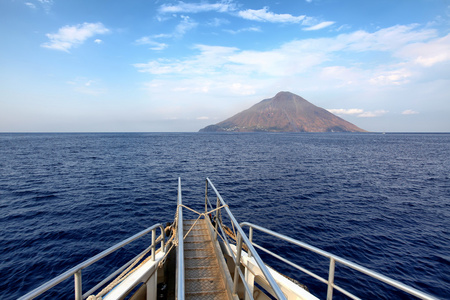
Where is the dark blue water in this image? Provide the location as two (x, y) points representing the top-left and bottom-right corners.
(0, 133), (449, 299)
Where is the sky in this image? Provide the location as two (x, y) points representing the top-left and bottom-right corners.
(1, 0), (450, 132)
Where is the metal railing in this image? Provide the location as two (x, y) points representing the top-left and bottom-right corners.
(240, 222), (439, 300)
(205, 178), (287, 300)
(176, 177), (185, 300)
(18, 223), (166, 300)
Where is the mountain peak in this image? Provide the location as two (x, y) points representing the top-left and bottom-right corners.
(274, 91), (296, 98)
(270, 91), (308, 106)
(200, 91), (366, 133)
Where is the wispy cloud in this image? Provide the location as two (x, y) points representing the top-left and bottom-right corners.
(159, 1), (236, 14)
(327, 108), (364, 115)
(157, 2), (332, 30)
(174, 15), (198, 37)
(134, 24), (446, 77)
(42, 22), (110, 52)
(358, 110), (389, 117)
(238, 7), (305, 23)
(397, 33), (450, 66)
(136, 36), (168, 50)
(25, 2), (36, 9)
(224, 26), (261, 34)
(328, 109), (388, 118)
(134, 44), (239, 75)
(369, 68), (413, 86)
(25, 0), (53, 12)
(207, 18), (230, 27)
(136, 15), (197, 50)
(303, 21), (335, 31)
(37, 0), (53, 13)
(402, 109), (419, 115)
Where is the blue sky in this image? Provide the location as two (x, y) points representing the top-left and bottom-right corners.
(1, 0), (449, 132)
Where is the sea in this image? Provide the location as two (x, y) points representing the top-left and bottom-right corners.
(0, 132), (449, 300)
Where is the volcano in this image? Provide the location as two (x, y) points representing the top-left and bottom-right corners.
(199, 91), (366, 132)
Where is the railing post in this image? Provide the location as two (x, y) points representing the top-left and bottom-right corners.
(214, 196), (219, 240)
(233, 232), (243, 294)
(74, 270), (82, 300)
(205, 179), (208, 214)
(248, 227), (253, 259)
(327, 257), (336, 300)
(151, 228), (156, 261)
(161, 226), (165, 251)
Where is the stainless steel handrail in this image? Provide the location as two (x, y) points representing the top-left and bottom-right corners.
(240, 222), (439, 300)
(176, 177), (185, 300)
(206, 178), (287, 300)
(18, 223), (166, 300)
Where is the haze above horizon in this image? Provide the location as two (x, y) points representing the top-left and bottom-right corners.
(1, 0), (449, 132)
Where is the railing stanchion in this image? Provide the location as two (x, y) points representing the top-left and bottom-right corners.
(161, 228), (165, 250)
(327, 258), (335, 300)
(233, 232), (243, 295)
(205, 179), (208, 214)
(74, 270), (82, 300)
(248, 227), (253, 259)
(214, 196), (219, 240)
(151, 228), (156, 261)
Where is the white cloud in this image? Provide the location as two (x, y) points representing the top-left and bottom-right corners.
(134, 24), (441, 78)
(135, 23), (445, 80)
(207, 18), (230, 27)
(397, 33), (450, 66)
(369, 68), (413, 86)
(135, 16), (197, 51)
(94, 39), (103, 44)
(238, 7), (305, 23)
(174, 15), (198, 37)
(139, 16), (197, 45)
(303, 21), (335, 31)
(224, 26), (261, 34)
(402, 109), (419, 115)
(136, 36), (168, 50)
(358, 110), (389, 118)
(159, 1), (236, 14)
(38, 0), (53, 11)
(327, 25), (436, 53)
(25, 2), (36, 9)
(327, 109), (388, 118)
(42, 22), (110, 52)
(134, 44), (239, 75)
(327, 108), (364, 115)
(158, 2), (332, 33)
